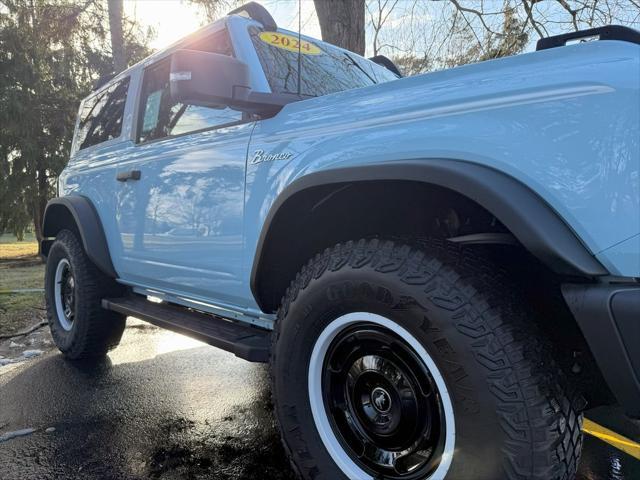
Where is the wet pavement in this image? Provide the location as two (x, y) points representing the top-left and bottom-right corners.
(1, 320), (638, 480)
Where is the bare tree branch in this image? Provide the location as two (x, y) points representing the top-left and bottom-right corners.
(521, 0), (548, 37)
(0, 321), (46, 340)
(448, 0), (500, 35)
(557, 0), (580, 30)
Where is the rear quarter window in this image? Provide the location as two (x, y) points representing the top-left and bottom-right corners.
(249, 27), (398, 97)
(73, 77), (130, 152)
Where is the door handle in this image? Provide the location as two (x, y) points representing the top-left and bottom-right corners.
(116, 170), (141, 182)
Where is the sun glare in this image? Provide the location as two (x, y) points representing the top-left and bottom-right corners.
(155, 330), (205, 355)
(125, 0), (205, 51)
(124, 0), (322, 52)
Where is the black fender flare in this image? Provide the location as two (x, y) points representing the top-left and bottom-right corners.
(41, 196), (117, 278)
(250, 159), (607, 312)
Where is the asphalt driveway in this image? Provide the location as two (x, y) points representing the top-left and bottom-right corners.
(1, 320), (638, 480)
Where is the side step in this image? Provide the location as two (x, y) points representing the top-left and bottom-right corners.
(102, 295), (271, 362)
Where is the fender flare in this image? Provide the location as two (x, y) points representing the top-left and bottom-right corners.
(251, 159), (607, 312)
(41, 196), (117, 278)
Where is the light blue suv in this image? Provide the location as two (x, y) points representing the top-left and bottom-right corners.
(40, 3), (639, 479)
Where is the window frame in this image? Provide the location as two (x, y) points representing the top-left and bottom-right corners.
(134, 28), (254, 147)
(71, 75), (132, 155)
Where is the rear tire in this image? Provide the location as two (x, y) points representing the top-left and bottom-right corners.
(271, 238), (584, 480)
(45, 229), (126, 359)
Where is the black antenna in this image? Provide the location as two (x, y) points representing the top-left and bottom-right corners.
(296, 0), (302, 96)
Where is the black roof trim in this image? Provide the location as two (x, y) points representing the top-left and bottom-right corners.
(537, 25), (640, 51)
(368, 55), (403, 77)
(228, 2), (277, 31)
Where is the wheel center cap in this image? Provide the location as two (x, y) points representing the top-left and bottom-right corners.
(371, 387), (392, 413)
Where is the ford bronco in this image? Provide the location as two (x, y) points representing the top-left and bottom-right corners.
(40, 3), (640, 479)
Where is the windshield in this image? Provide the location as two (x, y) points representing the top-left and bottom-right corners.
(249, 27), (399, 97)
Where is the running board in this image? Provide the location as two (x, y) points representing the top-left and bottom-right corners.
(102, 295), (270, 362)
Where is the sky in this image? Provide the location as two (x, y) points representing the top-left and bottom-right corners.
(122, 0), (640, 61)
(124, 0), (321, 51)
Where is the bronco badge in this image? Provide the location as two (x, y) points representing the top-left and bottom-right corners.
(251, 149), (293, 165)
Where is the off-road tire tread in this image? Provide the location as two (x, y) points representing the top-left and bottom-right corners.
(45, 229), (125, 359)
(271, 237), (584, 480)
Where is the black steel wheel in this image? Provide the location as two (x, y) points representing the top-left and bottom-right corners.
(321, 323), (446, 478)
(53, 258), (76, 331)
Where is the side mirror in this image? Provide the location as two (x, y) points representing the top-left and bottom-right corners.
(169, 49), (306, 116)
(170, 49), (251, 109)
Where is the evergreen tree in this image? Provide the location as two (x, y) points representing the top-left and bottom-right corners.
(0, 0), (152, 243)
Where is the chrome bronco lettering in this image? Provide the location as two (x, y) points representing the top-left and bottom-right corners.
(251, 149), (293, 164)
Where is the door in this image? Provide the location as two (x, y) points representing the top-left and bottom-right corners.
(114, 29), (254, 307)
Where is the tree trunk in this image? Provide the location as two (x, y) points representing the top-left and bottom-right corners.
(108, 0), (126, 73)
(28, 0), (46, 248)
(313, 0), (365, 55)
(32, 166), (47, 247)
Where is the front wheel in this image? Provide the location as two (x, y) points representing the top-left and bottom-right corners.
(308, 312), (454, 479)
(271, 238), (584, 480)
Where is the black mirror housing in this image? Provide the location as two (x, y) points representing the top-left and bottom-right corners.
(170, 49), (251, 109)
(169, 49), (307, 116)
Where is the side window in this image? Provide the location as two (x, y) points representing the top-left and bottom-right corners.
(75, 77), (130, 150)
(137, 29), (242, 143)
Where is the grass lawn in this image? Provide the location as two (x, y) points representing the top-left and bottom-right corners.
(0, 264), (44, 290)
(0, 235), (45, 335)
(0, 242), (39, 260)
(0, 233), (38, 260)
